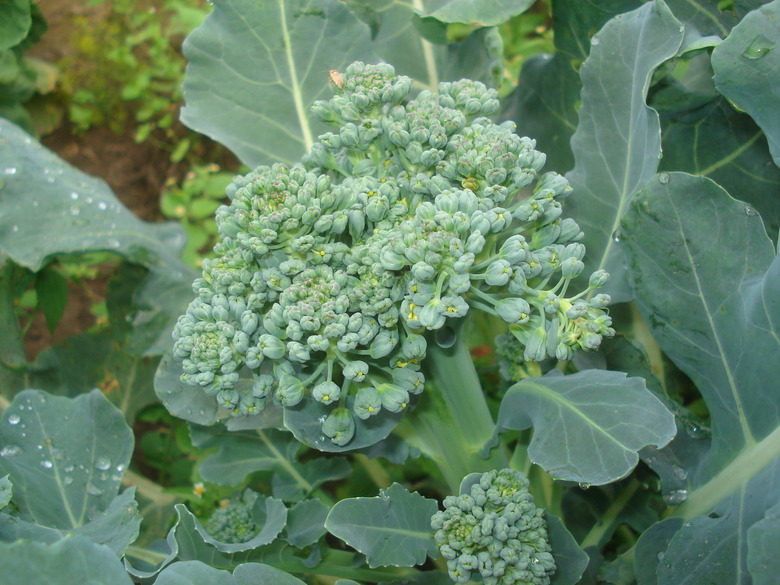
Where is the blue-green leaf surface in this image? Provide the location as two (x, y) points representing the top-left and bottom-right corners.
(284, 499), (328, 547)
(325, 483), (438, 568)
(155, 560), (308, 585)
(547, 514), (590, 585)
(0, 389), (139, 554)
(342, 0), (503, 91)
(623, 172), (780, 584)
(181, 0), (373, 168)
(0, 119), (189, 275)
(748, 501), (780, 585)
(566, 0), (684, 302)
(0, 475), (11, 511)
(712, 0), (780, 166)
(493, 370), (676, 485)
(190, 426), (350, 498)
(659, 99), (780, 242)
(155, 352), (221, 426)
(0, 535), (134, 585)
(416, 0), (534, 26)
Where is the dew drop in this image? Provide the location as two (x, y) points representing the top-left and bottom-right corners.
(658, 172), (670, 184)
(578, 482), (591, 490)
(590, 35), (600, 46)
(663, 489), (688, 506)
(1, 445), (21, 457)
(41, 460), (53, 469)
(63, 476), (74, 485)
(69, 191), (79, 200)
(86, 483), (103, 496)
(11, 225), (18, 233)
(32, 200), (39, 207)
(108, 239), (121, 249)
(97, 201), (107, 210)
(85, 196), (93, 204)
(115, 463), (126, 473)
(70, 205), (81, 216)
(95, 456), (111, 471)
(64, 465), (75, 473)
(742, 35), (774, 60)
(744, 205), (759, 216)
(7, 414), (20, 425)
(612, 230), (621, 243)
(2, 167), (17, 175)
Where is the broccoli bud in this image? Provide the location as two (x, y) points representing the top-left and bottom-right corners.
(204, 489), (261, 544)
(431, 469), (556, 585)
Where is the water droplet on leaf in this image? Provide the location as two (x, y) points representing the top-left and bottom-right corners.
(658, 172), (670, 184)
(590, 35), (600, 46)
(742, 35), (774, 59)
(95, 456), (111, 471)
(744, 205), (758, 216)
(1, 445), (21, 457)
(7, 414), (20, 425)
(663, 489), (688, 505)
(41, 460), (53, 469)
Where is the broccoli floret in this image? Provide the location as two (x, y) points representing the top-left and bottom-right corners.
(172, 61), (614, 446)
(431, 469), (555, 585)
(204, 489), (260, 544)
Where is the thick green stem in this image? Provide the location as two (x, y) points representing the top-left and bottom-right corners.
(0, 263), (27, 371)
(396, 325), (507, 491)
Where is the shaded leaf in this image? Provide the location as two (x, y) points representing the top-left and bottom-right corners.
(191, 426), (350, 500)
(0, 535), (134, 585)
(0, 389), (139, 554)
(552, 0), (642, 61)
(659, 98), (780, 243)
(0, 475), (11, 511)
(156, 560), (235, 585)
(34, 264), (67, 333)
(492, 370), (676, 484)
(547, 514), (591, 585)
(155, 351), (220, 426)
(566, 0), (684, 302)
(181, 0), (373, 167)
(325, 483), (438, 568)
(0, 0), (32, 52)
(500, 54), (579, 173)
(712, 0), (780, 166)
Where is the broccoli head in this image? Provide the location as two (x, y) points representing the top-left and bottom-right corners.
(431, 469), (555, 585)
(172, 61), (614, 447)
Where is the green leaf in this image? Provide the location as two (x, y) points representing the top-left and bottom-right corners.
(659, 98), (780, 244)
(492, 370), (676, 485)
(34, 264), (68, 333)
(622, 172), (776, 461)
(552, 0), (643, 61)
(156, 561), (236, 585)
(500, 53), (580, 173)
(748, 501), (780, 585)
(0, 0), (32, 52)
(0, 475), (11, 511)
(155, 351), (221, 426)
(664, 0), (737, 37)
(181, 0), (373, 168)
(0, 119), (189, 276)
(191, 426), (350, 500)
(283, 499), (329, 548)
(0, 390), (139, 554)
(0, 535), (134, 585)
(342, 0), (503, 90)
(547, 514), (591, 585)
(417, 0), (535, 26)
(566, 0), (684, 302)
(325, 483), (438, 568)
(623, 172), (780, 584)
(233, 563), (308, 585)
(712, 0), (780, 166)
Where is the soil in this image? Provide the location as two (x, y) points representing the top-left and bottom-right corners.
(21, 0), (237, 358)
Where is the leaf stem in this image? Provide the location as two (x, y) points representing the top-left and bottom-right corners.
(580, 478), (640, 548)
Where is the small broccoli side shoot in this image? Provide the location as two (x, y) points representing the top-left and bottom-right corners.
(171, 61), (614, 447)
(204, 490), (260, 544)
(431, 469), (555, 585)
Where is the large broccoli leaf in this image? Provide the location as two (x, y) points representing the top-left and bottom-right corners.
(622, 172), (780, 585)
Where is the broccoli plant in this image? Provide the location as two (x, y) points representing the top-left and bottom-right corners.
(170, 62), (614, 462)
